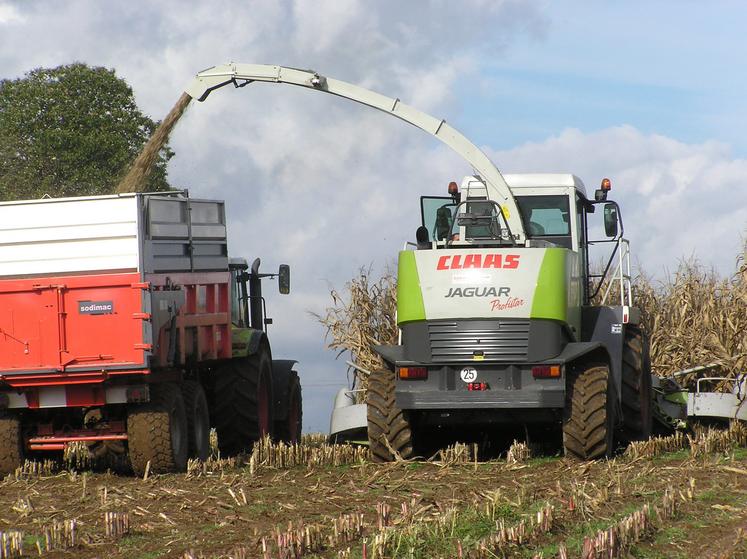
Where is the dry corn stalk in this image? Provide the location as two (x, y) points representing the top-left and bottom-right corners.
(41, 519), (77, 551)
(314, 268), (397, 395)
(0, 532), (23, 559)
(635, 253), (747, 389)
(506, 440), (531, 464)
(249, 435), (368, 472)
(104, 512), (130, 538)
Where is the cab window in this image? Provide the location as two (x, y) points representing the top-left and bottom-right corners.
(420, 196), (456, 241)
(516, 195), (571, 248)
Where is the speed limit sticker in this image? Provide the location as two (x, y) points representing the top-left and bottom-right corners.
(460, 367), (478, 382)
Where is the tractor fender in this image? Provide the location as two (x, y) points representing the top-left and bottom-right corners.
(271, 359), (299, 421)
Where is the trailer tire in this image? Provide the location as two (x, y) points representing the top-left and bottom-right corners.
(214, 347), (273, 456)
(127, 384), (189, 475)
(620, 325), (653, 442)
(367, 368), (413, 462)
(0, 415), (24, 475)
(182, 381), (210, 461)
(275, 371), (302, 444)
(563, 365), (613, 460)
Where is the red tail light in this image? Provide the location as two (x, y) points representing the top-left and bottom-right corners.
(532, 365), (561, 378)
(398, 367), (427, 380)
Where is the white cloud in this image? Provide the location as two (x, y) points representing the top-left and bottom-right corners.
(0, 3), (23, 24)
(491, 126), (747, 277)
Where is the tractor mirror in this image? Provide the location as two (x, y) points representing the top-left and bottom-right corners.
(278, 264), (291, 294)
(603, 204), (618, 237)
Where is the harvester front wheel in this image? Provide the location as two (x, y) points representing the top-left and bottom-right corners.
(127, 383), (189, 475)
(275, 370), (302, 444)
(563, 365), (613, 460)
(367, 368), (413, 462)
(213, 347), (273, 456)
(0, 414), (24, 475)
(182, 381), (210, 461)
(620, 325), (653, 442)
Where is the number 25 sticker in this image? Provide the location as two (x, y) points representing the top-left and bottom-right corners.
(460, 367), (478, 382)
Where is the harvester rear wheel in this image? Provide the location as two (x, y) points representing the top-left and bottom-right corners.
(127, 383), (189, 475)
(620, 325), (653, 442)
(213, 347), (273, 456)
(0, 414), (24, 475)
(563, 365), (613, 460)
(275, 371), (302, 444)
(367, 368), (413, 462)
(182, 381), (210, 461)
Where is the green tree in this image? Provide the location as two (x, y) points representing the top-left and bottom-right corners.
(0, 63), (173, 200)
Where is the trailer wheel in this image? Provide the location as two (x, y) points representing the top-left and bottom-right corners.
(182, 381), (210, 461)
(127, 383), (189, 475)
(367, 368), (414, 462)
(275, 371), (302, 444)
(620, 325), (653, 442)
(563, 364), (613, 460)
(0, 415), (24, 475)
(214, 347), (273, 456)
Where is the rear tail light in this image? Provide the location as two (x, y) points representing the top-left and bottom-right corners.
(398, 367), (427, 380)
(532, 365), (561, 378)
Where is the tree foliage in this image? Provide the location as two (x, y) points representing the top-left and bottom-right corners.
(0, 63), (173, 200)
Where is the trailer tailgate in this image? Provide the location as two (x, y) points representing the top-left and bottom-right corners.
(0, 272), (150, 376)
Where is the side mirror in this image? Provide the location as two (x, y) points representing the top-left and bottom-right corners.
(603, 203), (618, 238)
(278, 264), (290, 294)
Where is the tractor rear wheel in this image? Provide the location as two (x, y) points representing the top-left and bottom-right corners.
(182, 381), (210, 461)
(367, 368), (413, 462)
(620, 325), (653, 442)
(563, 365), (613, 460)
(0, 414), (24, 475)
(275, 371), (302, 444)
(213, 347), (273, 456)
(127, 383), (189, 475)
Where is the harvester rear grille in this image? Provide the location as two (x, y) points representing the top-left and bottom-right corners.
(428, 320), (530, 362)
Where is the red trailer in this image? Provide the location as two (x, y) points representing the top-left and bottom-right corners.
(0, 192), (301, 474)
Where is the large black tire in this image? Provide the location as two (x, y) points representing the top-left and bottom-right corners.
(0, 415), (24, 475)
(367, 368), (414, 462)
(213, 348), (273, 456)
(275, 371), (302, 444)
(620, 325), (653, 442)
(127, 383), (189, 475)
(563, 365), (613, 460)
(182, 381), (210, 461)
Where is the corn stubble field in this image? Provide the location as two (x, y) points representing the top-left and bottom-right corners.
(1, 258), (747, 559)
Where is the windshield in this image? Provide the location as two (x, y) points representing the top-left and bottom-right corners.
(515, 195), (570, 237)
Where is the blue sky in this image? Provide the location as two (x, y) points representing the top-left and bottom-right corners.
(1, 0), (746, 433)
